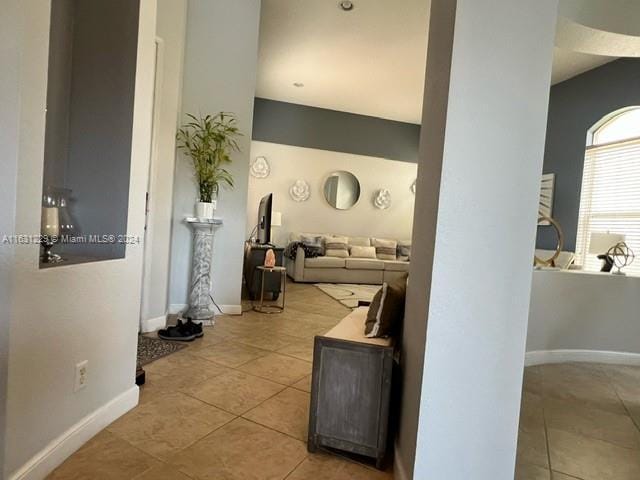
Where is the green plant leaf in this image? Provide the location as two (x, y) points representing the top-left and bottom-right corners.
(176, 112), (242, 200)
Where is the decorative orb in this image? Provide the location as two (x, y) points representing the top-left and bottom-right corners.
(607, 242), (635, 274)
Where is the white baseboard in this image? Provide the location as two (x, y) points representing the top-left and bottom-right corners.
(9, 386), (139, 480)
(218, 304), (242, 315)
(168, 303), (187, 314)
(525, 349), (640, 367)
(140, 315), (167, 333)
(169, 304), (242, 316)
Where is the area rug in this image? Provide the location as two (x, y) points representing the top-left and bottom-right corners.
(314, 283), (380, 308)
(137, 335), (187, 367)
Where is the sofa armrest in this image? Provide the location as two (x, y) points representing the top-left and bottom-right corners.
(286, 246), (305, 282)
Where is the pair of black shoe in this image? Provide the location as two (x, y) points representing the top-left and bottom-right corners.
(158, 317), (203, 342)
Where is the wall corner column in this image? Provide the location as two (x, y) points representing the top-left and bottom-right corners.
(397, 1), (559, 478)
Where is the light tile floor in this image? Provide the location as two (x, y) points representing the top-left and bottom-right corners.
(48, 282), (640, 479)
(48, 282), (392, 480)
(517, 362), (640, 480)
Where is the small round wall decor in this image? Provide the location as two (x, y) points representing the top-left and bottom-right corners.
(289, 180), (311, 202)
(373, 189), (391, 209)
(250, 156), (270, 178)
(410, 178), (416, 194)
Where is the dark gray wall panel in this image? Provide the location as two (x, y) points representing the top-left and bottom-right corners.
(252, 98), (421, 163)
(538, 58), (640, 250)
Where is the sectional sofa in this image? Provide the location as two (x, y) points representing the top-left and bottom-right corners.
(285, 232), (410, 284)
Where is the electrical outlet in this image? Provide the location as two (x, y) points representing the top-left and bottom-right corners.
(74, 360), (88, 392)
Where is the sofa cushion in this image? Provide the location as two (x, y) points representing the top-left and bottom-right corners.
(325, 307), (392, 347)
(305, 257), (346, 268)
(365, 273), (408, 338)
(373, 238), (397, 260)
(324, 236), (349, 258)
(300, 234), (325, 255)
(384, 260), (410, 272)
(345, 258), (385, 270)
(349, 245), (377, 259)
(348, 236), (371, 247)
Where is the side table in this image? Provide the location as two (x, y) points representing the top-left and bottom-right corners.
(253, 266), (287, 314)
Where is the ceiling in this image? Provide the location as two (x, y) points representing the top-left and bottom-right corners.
(257, 0), (619, 124)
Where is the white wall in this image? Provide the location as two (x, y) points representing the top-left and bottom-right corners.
(0, 0), (22, 470)
(247, 141), (417, 245)
(4, 1), (157, 477)
(169, 0), (261, 312)
(140, 0), (187, 331)
(398, 0), (558, 478)
(527, 270), (640, 362)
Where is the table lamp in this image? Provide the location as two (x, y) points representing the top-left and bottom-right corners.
(271, 211), (282, 246)
(589, 232), (625, 272)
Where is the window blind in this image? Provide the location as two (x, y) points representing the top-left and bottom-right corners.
(575, 136), (640, 275)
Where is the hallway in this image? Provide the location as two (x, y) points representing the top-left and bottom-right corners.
(46, 282), (640, 479)
(48, 283), (393, 479)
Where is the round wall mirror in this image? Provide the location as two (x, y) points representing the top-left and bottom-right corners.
(323, 171), (361, 210)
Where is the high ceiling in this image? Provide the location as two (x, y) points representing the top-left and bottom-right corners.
(257, 0), (619, 124)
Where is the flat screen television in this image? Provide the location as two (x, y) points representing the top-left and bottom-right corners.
(257, 193), (273, 244)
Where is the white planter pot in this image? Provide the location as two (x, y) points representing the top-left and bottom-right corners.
(195, 201), (216, 219)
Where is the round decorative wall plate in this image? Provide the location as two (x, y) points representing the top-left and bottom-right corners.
(289, 180), (311, 202)
(250, 156), (270, 178)
(410, 178), (416, 194)
(374, 189), (391, 209)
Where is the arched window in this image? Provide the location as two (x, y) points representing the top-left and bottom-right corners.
(575, 107), (640, 274)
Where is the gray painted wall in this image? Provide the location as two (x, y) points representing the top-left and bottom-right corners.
(537, 58), (640, 251)
(42, 0), (139, 260)
(64, 0), (139, 259)
(43, 0), (74, 190)
(252, 98), (421, 162)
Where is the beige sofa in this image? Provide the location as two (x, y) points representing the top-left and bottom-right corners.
(286, 232), (410, 284)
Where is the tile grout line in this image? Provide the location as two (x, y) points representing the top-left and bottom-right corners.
(282, 454), (310, 480)
(596, 363), (640, 436)
(541, 401), (554, 475)
(240, 415), (308, 445)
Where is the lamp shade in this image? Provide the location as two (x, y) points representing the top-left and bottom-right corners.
(271, 211), (282, 227)
(589, 232), (625, 254)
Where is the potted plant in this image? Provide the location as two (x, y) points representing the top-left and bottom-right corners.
(176, 112), (241, 218)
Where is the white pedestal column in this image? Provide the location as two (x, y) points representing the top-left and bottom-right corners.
(184, 217), (222, 321)
(397, 1), (559, 479)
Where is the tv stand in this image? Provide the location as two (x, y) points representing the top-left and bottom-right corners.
(243, 242), (284, 301)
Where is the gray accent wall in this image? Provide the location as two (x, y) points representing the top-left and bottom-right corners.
(252, 98), (421, 162)
(538, 58), (640, 251)
(42, 0), (140, 260)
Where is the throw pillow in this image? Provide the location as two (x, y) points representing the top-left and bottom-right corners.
(324, 236), (349, 258)
(301, 234), (324, 255)
(365, 273), (408, 338)
(397, 240), (411, 262)
(348, 236), (371, 247)
(350, 245), (377, 259)
(373, 238), (397, 260)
